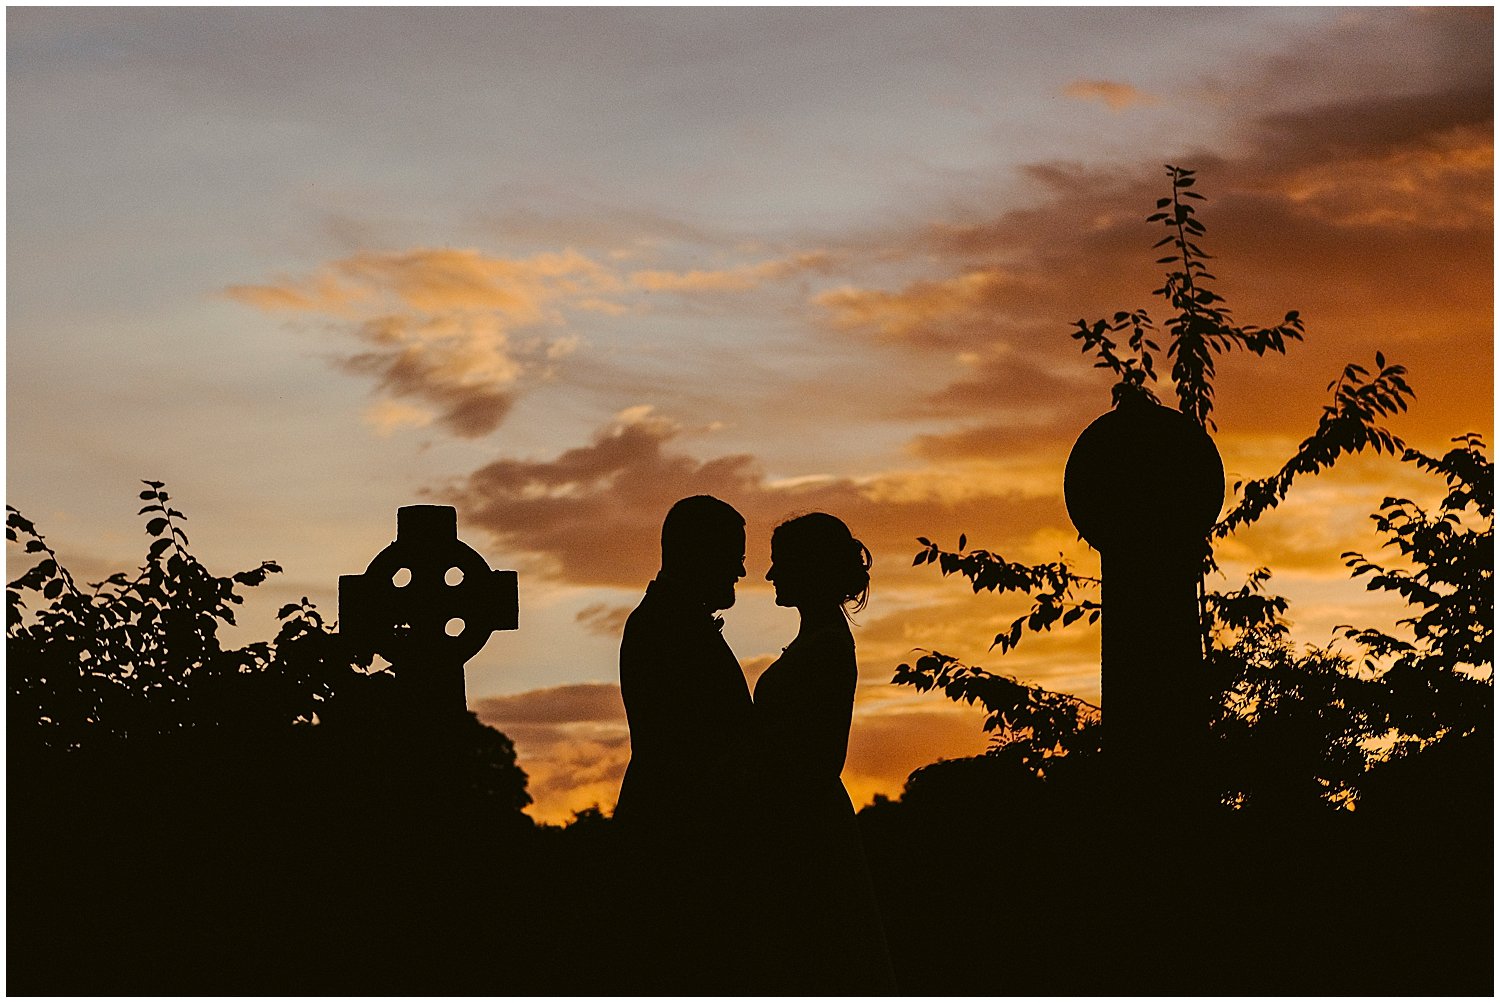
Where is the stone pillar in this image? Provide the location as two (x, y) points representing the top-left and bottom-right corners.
(1064, 396), (1224, 808)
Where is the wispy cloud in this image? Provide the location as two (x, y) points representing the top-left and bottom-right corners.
(816, 267), (1037, 347)
(575, 602), (633, 637)
(228, 248), (619, 437)
(1063, 79), (1158, 112)
(630, 252), (832, 293)
(228, 246), (836, 437)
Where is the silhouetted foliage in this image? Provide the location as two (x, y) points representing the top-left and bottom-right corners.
(8, 485), (543, 993)
(894, 168), (1490, 813)
(1339, 436), (1494, 748)
(892, 651), (1100, 774)
(7, 483), (529, 812)
(1070, 166), (1307, 422)
(1215, 353), (1413, 539)
(9, 483), (338, 745)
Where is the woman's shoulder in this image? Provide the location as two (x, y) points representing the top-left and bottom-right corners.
(784, 624), (857, 682)
(792, 622), (855, 652)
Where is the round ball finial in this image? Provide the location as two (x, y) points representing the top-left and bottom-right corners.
(1064, 398), (1225, 555)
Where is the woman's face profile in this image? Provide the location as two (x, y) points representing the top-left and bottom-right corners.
(766, 539), (813, 608)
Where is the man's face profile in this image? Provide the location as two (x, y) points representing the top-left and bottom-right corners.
(659, 495), (746, 612)
(702, 525), (746, 613)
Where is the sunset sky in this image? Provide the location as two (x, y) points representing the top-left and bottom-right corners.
(8, 7), (1493, 822)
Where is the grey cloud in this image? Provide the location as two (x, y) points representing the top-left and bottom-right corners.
(576, 603), (634, 638)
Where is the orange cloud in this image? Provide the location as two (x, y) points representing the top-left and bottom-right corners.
(474, 682), (626, 725)
(443, 406), (1065, 592)
(231, 247), (619, 319)
(473, 683), (631, 823)
(1275, 125), (1491, 228)
(825, 81), (1490, 453)
(229, 246), (841, 439)
(630, 252), (831, 293)
(366, 399), (436, 435)
(229, 248), (620, 437)
(338, 247), (619, 316)
(1063, 79), (1158, 111)
(224, 281), (345, 313)
(816, 267), (1036, 347)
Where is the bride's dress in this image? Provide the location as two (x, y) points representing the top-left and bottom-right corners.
(753, 623), (896, 993)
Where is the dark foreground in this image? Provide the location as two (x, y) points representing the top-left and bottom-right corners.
(10, 742), (1492, 995)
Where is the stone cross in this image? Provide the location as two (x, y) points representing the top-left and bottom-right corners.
(1064, 396), (1224, 807)
(339, 505), (518, 716)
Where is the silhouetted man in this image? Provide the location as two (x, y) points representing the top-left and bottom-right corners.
(613, 494), (757, 990)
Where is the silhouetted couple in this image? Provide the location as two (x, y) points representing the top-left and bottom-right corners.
(613, 495), (895, 994)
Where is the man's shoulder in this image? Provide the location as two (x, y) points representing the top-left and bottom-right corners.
(622, 590), (670, 639)
(624, 581), (712, 634)
(620, 590), (686, 668)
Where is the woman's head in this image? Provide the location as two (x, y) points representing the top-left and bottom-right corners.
(765, 512), (872, 616)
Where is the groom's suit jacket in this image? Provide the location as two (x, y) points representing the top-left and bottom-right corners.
(615, 577), (755, 836)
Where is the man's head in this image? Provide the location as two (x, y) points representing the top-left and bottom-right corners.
(659, 495), (746, 612)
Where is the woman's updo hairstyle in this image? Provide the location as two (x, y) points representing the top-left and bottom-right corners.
(771, 512), (873, 616)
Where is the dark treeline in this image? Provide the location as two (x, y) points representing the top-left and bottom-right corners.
(6, 489), (1490, 993)
(9, 705), (1490, 994)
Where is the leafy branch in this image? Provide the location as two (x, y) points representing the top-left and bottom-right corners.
(1338, 435), (1493, 691)
(1150, 164), (1307, 430)
(913, 536), (1100, 654)
(1203, 567), (1290, 642)
(1069, 309), (1160, 406)
(893, 650), (1100, 776)
(1215, 354), (1414, 538)
(1067, 165), (1306, 426)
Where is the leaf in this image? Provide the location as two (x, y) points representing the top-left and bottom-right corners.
(958, 533), (967, 552)
(43, 579), (63, 600)
(146, 518), (168, 536)
(148, 538), (172, 560)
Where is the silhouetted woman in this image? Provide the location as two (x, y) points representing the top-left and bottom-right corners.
(754, 512), (896, 993)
